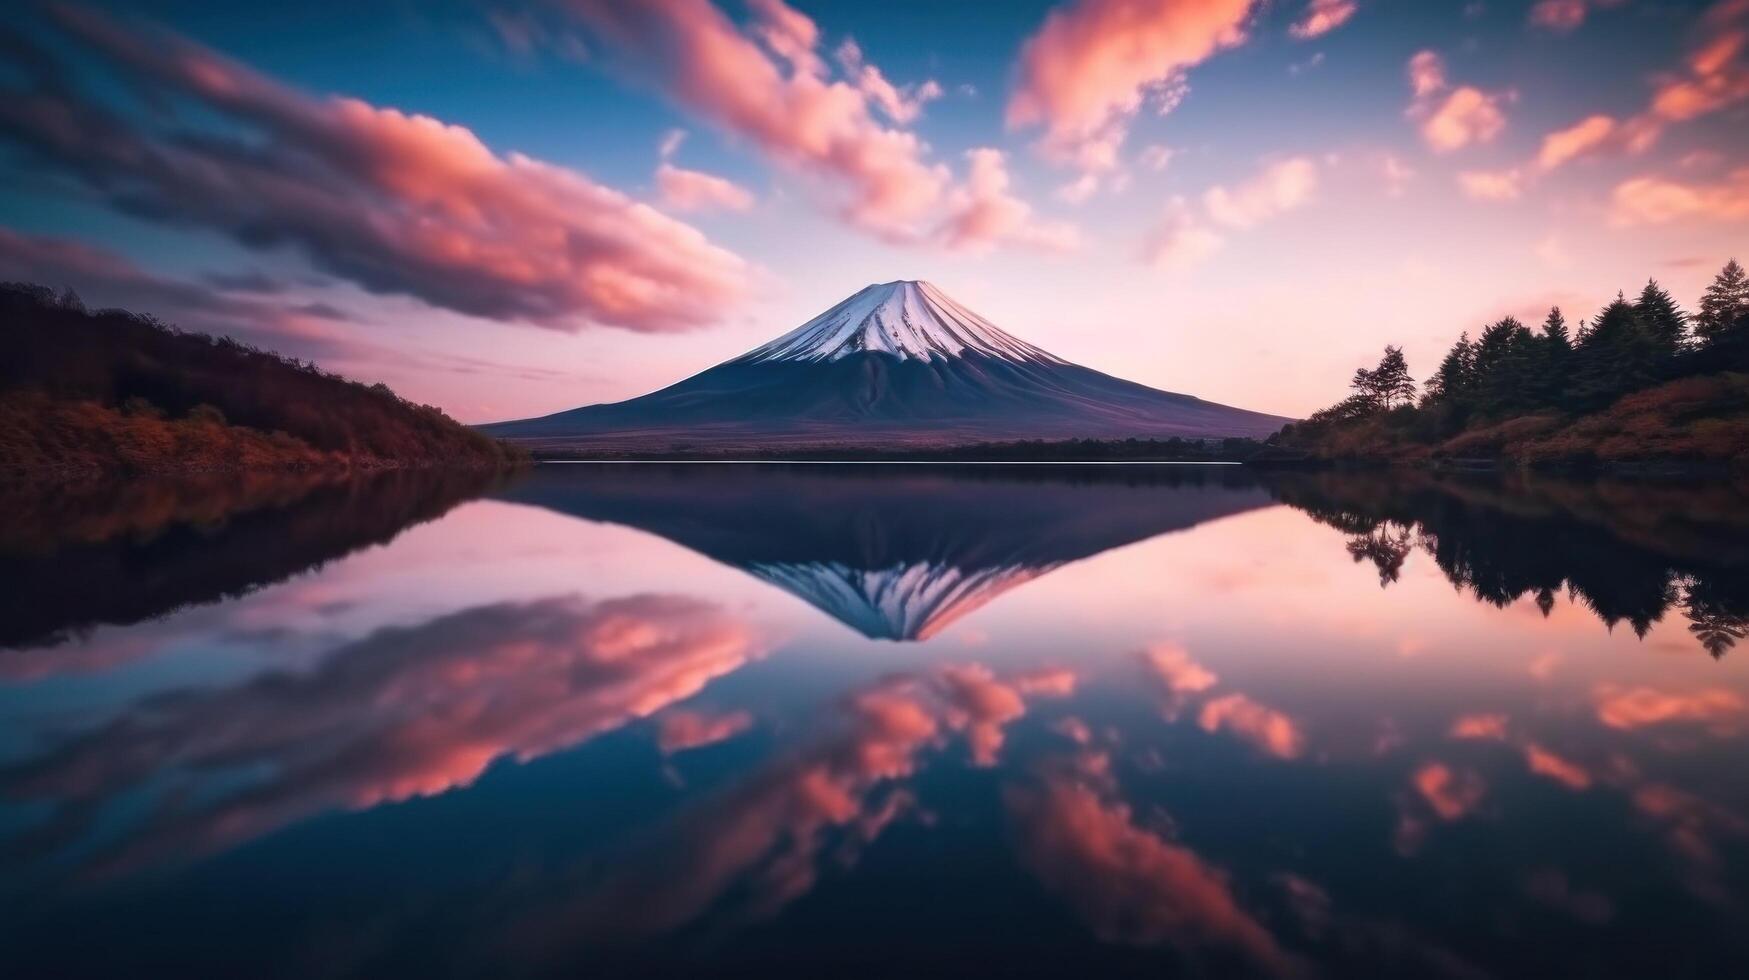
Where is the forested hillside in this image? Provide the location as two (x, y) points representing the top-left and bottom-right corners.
(0, 283), (521, 481)
(1269, 259), (1749, 469)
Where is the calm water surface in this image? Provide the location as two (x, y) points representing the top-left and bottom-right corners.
(2, 464), (1747, 977)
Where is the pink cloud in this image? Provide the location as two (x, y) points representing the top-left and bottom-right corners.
(834, 38), (943, 124)
(1609, 168), (1749, 225)
(1420, 87), (1509, 152)
(1412, 761), (1487, 821)
(656, 163), (756, 212)
(938, 148), (1081, 254)
(1404, 50), (1510, 152)
(1456, 168), (1524, 201)
(1593, 683), (1746, 730)
(6, 594), (766, 877)
(1143, 642), (1219, 694)
(534, 0), (952, 241)
(536, 663), (1069, 943)
(1523, 743), (1592, 790)
(1645, 3), (1749, 125)
(0, 5), (753, 333)
(1528, 0), (1588, 33)
(1535, 113), (1618, 170)
(1290, 0), (1359, 40)
(1520, 4), (1749, 179)
(655, 707), (755, 754)
(1144, 197), (1226, 270)
(1008, 0), (1258, 173)
(1407, 50), (1447, 99)
(1448, 713), (1509, 740)
(1198, 693), (1305, 759)
(1203, 157), (1319, 228)
(1142, 157), (1316, 269)
(1006, 751), (1296, 973)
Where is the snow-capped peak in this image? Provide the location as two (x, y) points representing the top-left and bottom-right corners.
(737, 280), (1063, 364)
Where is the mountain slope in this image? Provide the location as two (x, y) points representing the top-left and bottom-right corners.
(484, 280), (1290, 450)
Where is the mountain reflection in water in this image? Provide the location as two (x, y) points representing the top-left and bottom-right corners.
(1, 464), (1747, 978)
(499, 464), (1271, 640)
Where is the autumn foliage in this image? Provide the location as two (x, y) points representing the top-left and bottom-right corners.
(0, 283), (522, 481)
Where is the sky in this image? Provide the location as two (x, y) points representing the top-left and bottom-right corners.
(1, 0), (1745, 423)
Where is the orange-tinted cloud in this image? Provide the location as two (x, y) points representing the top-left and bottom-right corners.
(1008, 0), (1258, 173)
(6, 594), (765, 875)
(1523, 743), (1592, 790)
(533, 0), (952, 241)
(1289, 0), (1359, 40)
(1006, 752), (1297, 974)
(1535, 114), (1618, 170)
(938, 148), (1081, 254)
(1404, 50), (1509, 153)
(1421, 87), (1509, 152)
(1592, 683), (1746, 730)
(656, 162), (756, 213)
(533, 663), (1070, 944)
(1608, 168), (1749, 225)
(1448, 713), (1509, 740)
(1198, 693), (1305, 759)
(0, 5), (752, 333)
(1142, 642), (1219, 694)
(656, 707), (756, 754)
(1644, 3), (1749, 126)
(1413, 761), (1487, 821)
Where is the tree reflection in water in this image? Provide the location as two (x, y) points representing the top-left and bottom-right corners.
(1263, 470), (1749, 657)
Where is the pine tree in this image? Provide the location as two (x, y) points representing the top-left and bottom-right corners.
(1350, 365), (1378, 411)
(1423, 332), (1476, 405)
(1537, 307), (1572, 406)
(1696, 259), (1749, 343)
(1371, 345), (1417, 409)
(1572, 295), (1659, 407)
(1633, 278), (1687, 357)
(1472, 316), (1535, 415)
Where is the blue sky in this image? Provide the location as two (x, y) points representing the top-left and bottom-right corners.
(0, 0), (1743, 421)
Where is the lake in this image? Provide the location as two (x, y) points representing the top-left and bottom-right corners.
(2, 464), (1746, 978)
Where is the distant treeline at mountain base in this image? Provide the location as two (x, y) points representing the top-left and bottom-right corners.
(531, 436), (1265, 462)
(0, 283), (523, 482)
(1265, 259), (1749, 471)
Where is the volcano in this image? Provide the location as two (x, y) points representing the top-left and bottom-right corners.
(483, 280), (1289, 451)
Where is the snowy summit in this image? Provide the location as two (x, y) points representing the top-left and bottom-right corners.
(739, 280), (1062, 365)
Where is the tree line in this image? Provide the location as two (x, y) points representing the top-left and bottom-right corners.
(1, 282), (521, 477)
(1304, 259), (1749, 437)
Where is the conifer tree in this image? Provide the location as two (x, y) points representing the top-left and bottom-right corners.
(1423, 332), (1476, 406)
(1572, 295), (1659, 407)
(1372, 345), (1417, 408)
(1633, 278), (1687, 357)
(1537, 307), (1572, 405)
(1472, 316), (1535, 415)
(1696, 259), (1749, 343)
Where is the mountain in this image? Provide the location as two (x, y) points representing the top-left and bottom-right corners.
(497, 464), (1273, 640)
(482, 280), (1290, 451)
